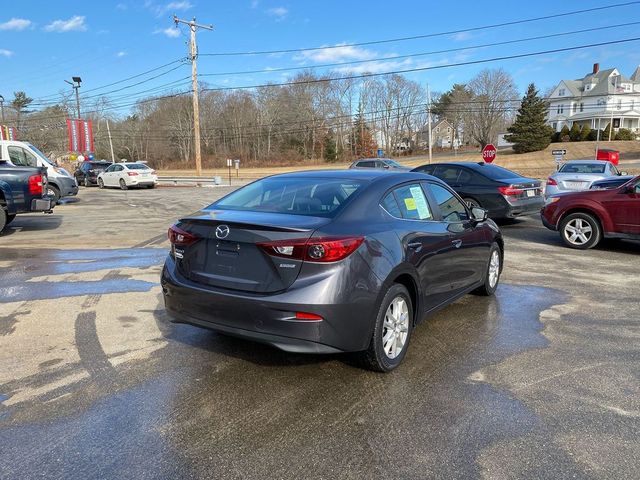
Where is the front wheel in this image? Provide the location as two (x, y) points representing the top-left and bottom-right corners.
(119, 179), (128, 190)
(0, 208), (7, 233)
(47, 186), (60, 204)
(559, 212), (601, 249)
(84, 176), (90, 187)
(359, 283), (413, 372)
(473, 243), (502, 296)
(98, 178), (105, 189)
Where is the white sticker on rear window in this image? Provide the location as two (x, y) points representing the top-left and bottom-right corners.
(409, 186), (432, 220)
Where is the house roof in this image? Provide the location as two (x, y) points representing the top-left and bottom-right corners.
(556, 66), (640, 99)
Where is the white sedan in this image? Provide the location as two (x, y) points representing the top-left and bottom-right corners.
(97, 162), (158, 190)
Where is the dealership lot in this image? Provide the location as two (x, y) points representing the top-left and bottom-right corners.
(1, 186), (639, 479)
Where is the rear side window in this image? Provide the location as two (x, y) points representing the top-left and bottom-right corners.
(457, 169), (473, 183)
(384, 184), (433, 220)
(427, 183), (468, 222)
(413, 165), (435, 175)
(358, 161), (376, 168)
(214, 177), (363, 217)
(475, 164), (520, 179)
(433, 166), (461, 182)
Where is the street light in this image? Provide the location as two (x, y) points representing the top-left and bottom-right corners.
(65, 76), (82, 119)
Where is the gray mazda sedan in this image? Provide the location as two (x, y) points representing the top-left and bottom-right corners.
(161, 170), (503, 371)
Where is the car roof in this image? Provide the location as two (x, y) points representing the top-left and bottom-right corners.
(562, 160), (610, 165)
(266, 168), (439, 184)
(414, 161), (505, 170)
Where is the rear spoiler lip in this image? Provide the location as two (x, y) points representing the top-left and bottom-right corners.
(178, 216), (318, 233)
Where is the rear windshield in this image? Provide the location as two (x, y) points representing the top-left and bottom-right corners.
(126, 163), (150, 170)
(475, 164), (520, 179)
(383, 160), (403, 168)
(214, 177), (363, 217)
(560, 163), (606, 174)
(90, 162), (110, 170)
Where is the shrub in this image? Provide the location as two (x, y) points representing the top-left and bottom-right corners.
(615, 128), (634, 141)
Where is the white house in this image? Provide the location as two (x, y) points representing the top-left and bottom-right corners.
(547, 63), (640, 134)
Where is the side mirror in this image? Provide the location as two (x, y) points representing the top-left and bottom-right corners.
(383, 165), (390, 169)
(471, 206), (488, 222)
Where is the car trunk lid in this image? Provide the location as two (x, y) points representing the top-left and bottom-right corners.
(174, 209), (330, 293)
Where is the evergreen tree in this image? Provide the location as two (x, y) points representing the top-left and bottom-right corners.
(569, 122), (581, 141)
(504, 83), (553, 153)
(580, 124), (592, 141)
(353, 110), (377, 158)
(560, 125), (571, 141)
(323, 131), (338, 162)
(603, 123), (612, 141)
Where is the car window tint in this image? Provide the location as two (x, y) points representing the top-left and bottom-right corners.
(433, 166), (460, 182)
(7, 146), (26, 166)
(126, 163), (149, 170)
(559, 163), (606, 174)
(23, 149), (38, 167)
(457, 169), (473, 183)
(476, 164), (520, 179)
(391, 184), (433, 221)
(428, 183), (469, 222)
(381, 193), (402, 218)
(610, 164), (620, 175)
(214, 177), (363, 217)
(358, 161), (375, 168)
(414, 165), (435, 175)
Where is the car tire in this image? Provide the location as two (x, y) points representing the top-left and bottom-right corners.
(48, 185), (60, 204)
(98, 178), (105, 189)
(0, 208), (7, 233)
(360, 283), (413, 373)
(84, 177), (90, 187)
(119, 179), (128, 190)
(6, 214), (16, 225)
(147, 184), (155, 189)
(559, 212), (601, 249)
(463, 197), (481, 209)
(473, 243), (502, 296)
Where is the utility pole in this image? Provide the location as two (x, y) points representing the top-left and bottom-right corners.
(174, 15), (213, 177)
(427, 84), (433, 164)
(608, 76), (618, 141)
(106, 119), (116, 163)
(0, 95), (4, 123)
(65, 77), (82, 118)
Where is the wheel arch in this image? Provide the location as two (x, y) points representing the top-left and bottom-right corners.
(558, 207), (607, 233)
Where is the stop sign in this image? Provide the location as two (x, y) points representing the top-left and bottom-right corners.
(482, 144), (497, 163)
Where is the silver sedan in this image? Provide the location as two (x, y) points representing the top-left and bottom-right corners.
(545, 160), (625, 196)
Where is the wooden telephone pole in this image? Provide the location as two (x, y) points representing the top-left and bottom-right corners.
(173, 15), (213, 176)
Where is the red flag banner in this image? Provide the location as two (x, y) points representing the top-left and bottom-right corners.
(0, 125), (17, 140)
(66, 118), (94, 153)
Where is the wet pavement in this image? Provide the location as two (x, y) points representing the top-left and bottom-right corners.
(1, 187), (639, 479)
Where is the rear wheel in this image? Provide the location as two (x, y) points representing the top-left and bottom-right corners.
(47, 185), (60, 204)
(147, 184), (155, 189)
(0, 208), (6, 233)
(360, 283), (413, 372)
(559, 212), (601, 249)
(98, 178), (105, 189)
(473, 243), (502, 296)
(84, 176), (90, 187)
(119, 179), (128, 190)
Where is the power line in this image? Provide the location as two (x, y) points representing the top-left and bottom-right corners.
(198, 1), (640, 57)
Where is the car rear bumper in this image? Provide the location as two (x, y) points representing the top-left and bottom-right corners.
(30, 198), (55, 212)
(500, 195), (544, 218)
(161, 255), (379, 353)
(540, 212), (557, 231)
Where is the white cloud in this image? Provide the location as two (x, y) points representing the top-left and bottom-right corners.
(0, 18), (32, 31)
(451, 32), (472, 42)
(267, 7), (288, 20)
(44, 15), (87, 33)
(147, 1), (193, 16)
(164, 1), (193, 11)
(116, 51), (127, 57)
(116, 3), (128, 10)
(297, 43), (377, 63)
(154, 27), (180, 38)
(0, 49), (14, 58)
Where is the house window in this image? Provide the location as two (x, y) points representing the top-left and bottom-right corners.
(558, 88), (565, 96)
(556, 104), (564, 114)
(447, 127), (451, 133)
(580, 103), (584, 112)
(617, 99), (622, 110)
(585, 85), (591, 91)
(435, 127), (440, 133)
(572, 103), (577, 113)
(597, 98), (606, 106)
(631, 100), (635, 110)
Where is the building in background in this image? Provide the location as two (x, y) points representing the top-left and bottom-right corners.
(546, 63), (640, 134)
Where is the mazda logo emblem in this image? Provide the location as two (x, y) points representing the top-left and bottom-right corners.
(215, 225), (230, 239)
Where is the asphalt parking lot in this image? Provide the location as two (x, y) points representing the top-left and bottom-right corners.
(1, 186), (639, 479)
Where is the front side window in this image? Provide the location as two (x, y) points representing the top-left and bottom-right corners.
(427, 183), (468, 222)
(433, 166), (461, 183)
(385, 184), (432, 221)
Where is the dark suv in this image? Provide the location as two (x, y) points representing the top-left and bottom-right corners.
(74, 161), (112, 187)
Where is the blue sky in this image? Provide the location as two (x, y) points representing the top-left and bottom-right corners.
(1, 0), (640, 116)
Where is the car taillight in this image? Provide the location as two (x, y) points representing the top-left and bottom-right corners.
(258, 236), (364, 263)
(28, 174), (43, 195)
(295, 312), (324, 321)
(168, 225), (200, 247)
(127, 171), (139, 176)
(497, 185), (524, 196)
(546, 177), (558, 186)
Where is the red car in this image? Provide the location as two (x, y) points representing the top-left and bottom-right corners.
(541, 175), (640, 249)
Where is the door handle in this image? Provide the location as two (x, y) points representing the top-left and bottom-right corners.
(452, 239), (463, 249)
(408, 242), (422, 250)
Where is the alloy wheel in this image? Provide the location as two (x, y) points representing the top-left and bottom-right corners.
(564, 218), (593, 246)
(488, 250), (500, 288)
(381, 296), (410, 359)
